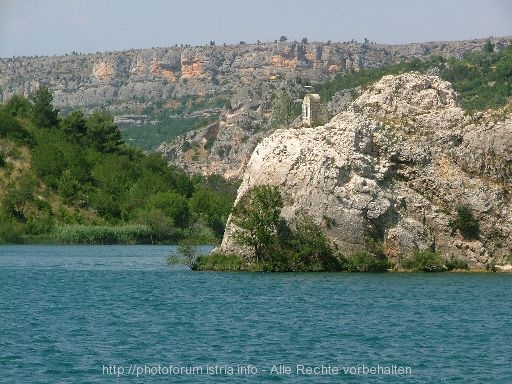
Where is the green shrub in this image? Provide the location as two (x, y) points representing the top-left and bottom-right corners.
(445, 256), (469, 271)
(285, 215), (345, 271)
(191, 253), (246, 271)
(401, 250), (446, 272)
(0, 217), (24, 243)
(52, 224), (153, 244)
(167, 241), (201, 268)
(450, 206), (480, 239)
(346, 251), (390, 272)
(231, 185), (346, 272)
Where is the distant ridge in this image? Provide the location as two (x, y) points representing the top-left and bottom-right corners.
(1, 36), (511, 112)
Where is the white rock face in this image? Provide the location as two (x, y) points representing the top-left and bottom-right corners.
(352, 73), (459, 117)
(219, 73), (512, 268)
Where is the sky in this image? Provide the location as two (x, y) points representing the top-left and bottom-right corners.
(0, 0), (511, 58)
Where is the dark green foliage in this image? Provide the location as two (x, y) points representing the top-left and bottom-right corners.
(401, 250), (447, 272)
(282, 215), (344, 272)
(30, 86), (59, 128)
(60, 111), (87, 143)
(3, 94), (31, 117)
(189, 188), (233, 238)
(192, 253), (246, 271)
(0, 109), (34, 146)
(346, 251), (390, 272)
(0, 93), (238, 244)
(230, 185), (345, 272)
(147, 191), (190, 228)
(483, 40), (495, 53)
(85, 111), (122, 153)
(231, 185), (285, 262)
(136, 209), (178, 242)
(445, 257), (469, 271)
(450, 206), (480, 239)
(0, 216), (24, 243)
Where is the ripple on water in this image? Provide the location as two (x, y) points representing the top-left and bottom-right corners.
(1, 246), (512, 383)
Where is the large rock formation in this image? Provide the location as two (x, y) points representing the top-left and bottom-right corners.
(218, 73), (512, 268)
(2, 37), (510, 179)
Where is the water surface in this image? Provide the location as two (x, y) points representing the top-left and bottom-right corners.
(1, 245), (511, 383)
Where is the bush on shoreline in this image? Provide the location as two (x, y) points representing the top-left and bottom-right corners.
(400, 250), (469, 272)
(51, 224), (154, 244)
(346, 251), (390, 272)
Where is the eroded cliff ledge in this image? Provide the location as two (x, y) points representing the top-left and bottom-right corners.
(218, 73), (512, 268)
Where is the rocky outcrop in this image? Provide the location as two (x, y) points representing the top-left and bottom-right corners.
(218, 73), (512, 268)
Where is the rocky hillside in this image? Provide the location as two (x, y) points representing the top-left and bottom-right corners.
(218, 73), (512, 268)
(2, 38), (511, 176)
(156, 37), (512, 179)
(4, 38), (509, 110)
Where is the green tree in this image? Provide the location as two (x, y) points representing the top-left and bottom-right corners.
(60, 110), (87, 143)
(231, 185), (285, 262)
(189, 188), (233, 238)
(137, 208), (177, 242)
(4, 94), (31, 117)
(85, 111), (122, 153)
(31, 130), (68, 189)
(30, 86), (59, 128)
(147, 191), (190, 228)
(483, 39), (494, 53)
(287, 214), (343, 271)
(271, 90), (295, 127)
(0, 110), (34, 145)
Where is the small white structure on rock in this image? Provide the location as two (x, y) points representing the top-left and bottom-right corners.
(302, 93), (321, 127)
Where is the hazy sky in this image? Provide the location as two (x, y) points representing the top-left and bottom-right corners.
(1, 0), (511, 58)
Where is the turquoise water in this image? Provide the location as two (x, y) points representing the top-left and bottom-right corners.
(1, 245), (511, 383)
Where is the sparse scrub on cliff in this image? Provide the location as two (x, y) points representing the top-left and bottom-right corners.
(449, 206), (480, 240)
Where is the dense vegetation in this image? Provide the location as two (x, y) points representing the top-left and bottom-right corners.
(193, 185), (389, 272)
(0, 88), (237, 244)
(317, 41), (512, 112)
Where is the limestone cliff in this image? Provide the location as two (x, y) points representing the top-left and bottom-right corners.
(2, 38), (510, 179)
(218, 73), (512, 268)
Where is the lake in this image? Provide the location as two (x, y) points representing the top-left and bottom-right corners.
(1, 245), (511, 383)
